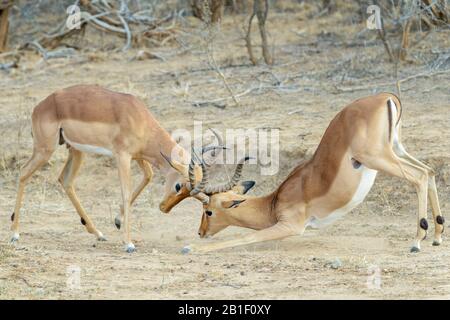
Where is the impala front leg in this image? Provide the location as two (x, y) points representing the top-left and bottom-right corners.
(182, 221), (304, 254)
(116, 153), (134, 253)
(115, 159), (153, 230)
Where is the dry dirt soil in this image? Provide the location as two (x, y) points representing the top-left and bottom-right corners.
(1, 4), (450, 299)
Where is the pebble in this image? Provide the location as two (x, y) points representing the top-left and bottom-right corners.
(328, 258), (342, 270)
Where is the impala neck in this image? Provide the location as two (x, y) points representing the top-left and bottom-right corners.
(229, 160), (312, 230)
(228, 194), (277, 230)
(142, 129), (190, 174)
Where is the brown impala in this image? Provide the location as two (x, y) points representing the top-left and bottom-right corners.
(9, 84), (222, 253)
(179, 93), (445, 254)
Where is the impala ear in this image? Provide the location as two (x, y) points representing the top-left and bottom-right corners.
(232, 181), (256, 195)
(221, 199), (246, 209)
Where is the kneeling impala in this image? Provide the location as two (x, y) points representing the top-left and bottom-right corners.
(10, 85), (221, 252)
(183, 93), (444, 253)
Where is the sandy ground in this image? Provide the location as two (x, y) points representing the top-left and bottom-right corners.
(1, 5), (450, 299)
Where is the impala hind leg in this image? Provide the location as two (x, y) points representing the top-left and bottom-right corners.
(115, 159), (153, 230)
(58, 148), (105, 241)
(393, 145), (444, 245)
(361, 152), (429, 252)
(116, 153), (134, 253)
(10, 149), (53, 243)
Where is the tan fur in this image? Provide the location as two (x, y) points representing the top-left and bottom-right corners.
(188, 93), (444, 254)
(11, 85), (199, 252)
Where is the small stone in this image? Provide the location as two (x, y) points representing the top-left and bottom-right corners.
(204, 262), (209, 266)
(240, 271), (245, 276)
(175, 236), (182, 241)
(328, 258), (342, 270)
(152, 248), (158, 254)
(36, 288), (45, 295)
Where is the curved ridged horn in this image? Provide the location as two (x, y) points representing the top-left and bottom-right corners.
(190, 161), (208, 196)
(204, 156), (252, 194)
(187, 148), (198, 190)
(202, 128), (225, 167)
(188, 145), (226, 193)
(208, 128), (223, 158)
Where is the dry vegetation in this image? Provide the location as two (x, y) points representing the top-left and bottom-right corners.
(0, 0), (449, 299)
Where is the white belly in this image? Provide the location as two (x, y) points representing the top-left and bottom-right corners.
(62, 131), (113, 157)
(307, 165), (377, 229)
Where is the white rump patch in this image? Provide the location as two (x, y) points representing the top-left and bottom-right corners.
(307, 165), (377, 229)
(388, 98), (407, 156)
(62, 131), (113, 157)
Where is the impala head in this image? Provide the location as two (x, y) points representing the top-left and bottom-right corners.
(176, 154), (254, 237)
(198, 180), (255, 238)
(159, 162), (198, 213)
(159, 135), (225, 213)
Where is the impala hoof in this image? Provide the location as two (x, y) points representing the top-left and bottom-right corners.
(432, 240), (442, 246)
(9, 233), (19, 244)
(410, 246), (420, 253)
(98, 236), (107, 242)
(114, 217), (121, 230)
(125, 243), (135, 253)
(181, 246), (192, 255)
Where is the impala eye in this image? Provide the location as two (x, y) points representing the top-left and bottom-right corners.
(175, 183), (181, 192)
(205, 210), (213, 216)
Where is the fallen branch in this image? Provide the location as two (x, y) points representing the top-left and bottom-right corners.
(129, 49), (166, 61)
(0, 60), (16, 70)
(20, 2), (179, 53)
(0, 49), (18, 59)
(27, 41), (76, 60)
(117, 13), (131, 51)
(335, 69), (450, 93)
(191, 83), (300, 107)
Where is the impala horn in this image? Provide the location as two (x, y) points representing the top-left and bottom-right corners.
(188, 145), (226, 198)
(192, 156), (252, 198)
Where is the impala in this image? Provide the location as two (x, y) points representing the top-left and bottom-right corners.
(180, 93), (445, 254)
(9, 84), (221, 252)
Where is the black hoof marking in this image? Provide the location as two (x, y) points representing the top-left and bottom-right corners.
(432, 240), (441, 246)
(10, 212), (15, 222)
(420, 218), (428, 230)
(80, 218), (86, 225)
(351, 158), (362, 169)
(436, 216), (445, 225)
(114, 218), (121, 230)
(410, 246), (420, 253)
